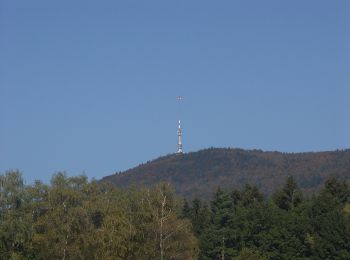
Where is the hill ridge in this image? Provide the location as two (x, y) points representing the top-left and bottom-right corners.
(101, 147), (350, 199)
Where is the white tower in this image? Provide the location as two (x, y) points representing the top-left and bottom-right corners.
(177, 119), (183, 154)
(176, 96), (184, 154)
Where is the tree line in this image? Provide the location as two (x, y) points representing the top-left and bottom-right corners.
(1, 171), (350, 259)
(0, 171), (197, 259)
(183, 176), (350, 259)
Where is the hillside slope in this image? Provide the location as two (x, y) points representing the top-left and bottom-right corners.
(101, 148), (350, 200)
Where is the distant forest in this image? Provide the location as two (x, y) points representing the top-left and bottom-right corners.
(102, 148), (350, 200)
(1, 171), (350, 259)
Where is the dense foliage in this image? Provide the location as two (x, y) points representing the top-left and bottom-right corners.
(183, 176), (350, 259)
(0, 171), (197, 259)
(1, 170), (350, 259)
(102, 148), (350, 200)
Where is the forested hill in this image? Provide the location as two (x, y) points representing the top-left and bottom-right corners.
(101, 148), (350, 200)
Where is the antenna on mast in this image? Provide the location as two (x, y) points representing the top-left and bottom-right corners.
(176, 96), (184, 154)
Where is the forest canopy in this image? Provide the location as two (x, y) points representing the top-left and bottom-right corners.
(1, 171), (350, 259)
(102, 148), (350, 200)
(0, 171), (197, 260)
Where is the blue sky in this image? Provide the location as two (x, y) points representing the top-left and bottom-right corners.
(1, 0), (349, 183)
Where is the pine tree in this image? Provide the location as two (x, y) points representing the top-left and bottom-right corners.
(273, 176), (303, 210)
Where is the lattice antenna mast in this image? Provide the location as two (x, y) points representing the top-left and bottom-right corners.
(176, 96), (184, 154)
(177, 119), (183, 153)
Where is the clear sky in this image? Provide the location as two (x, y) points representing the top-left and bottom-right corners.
(1, 0), (349, 183)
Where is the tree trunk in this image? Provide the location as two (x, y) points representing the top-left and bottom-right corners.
(160, 194), (166, 260)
